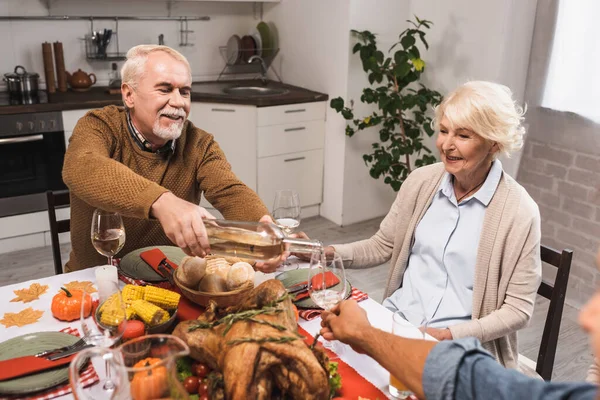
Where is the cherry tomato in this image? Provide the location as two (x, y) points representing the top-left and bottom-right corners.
(197, 380), (209, 396)
(118, 320), (146, 341)
(199, 395), (209, 400)
(194, 363), (210, 379)
(182, 376), (199, 394)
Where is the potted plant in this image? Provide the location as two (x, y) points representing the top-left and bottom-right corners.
(331, 16), (443, 191)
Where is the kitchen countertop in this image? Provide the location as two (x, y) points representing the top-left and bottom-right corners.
(0, 80), (328, 115)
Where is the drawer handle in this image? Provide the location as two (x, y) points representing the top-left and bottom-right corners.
(284, 109), (306, 114)
(284, 126), (306, 132)
(211, 108), (236, 112)
(284, 156), (306, 163)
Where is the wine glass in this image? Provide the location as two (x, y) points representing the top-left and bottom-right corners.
(389, 307), (430, 399)
(273, 189), (301, 271)
(80, 280), (127, 396)
(91, 209), (126, 266)
(308, 251), (347, 358)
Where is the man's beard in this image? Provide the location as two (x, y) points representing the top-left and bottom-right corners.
(153, 107), (186, 141)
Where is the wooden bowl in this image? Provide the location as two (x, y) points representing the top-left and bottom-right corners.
(173, 267), (254, 308)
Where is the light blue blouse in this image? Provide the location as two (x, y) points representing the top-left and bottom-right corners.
(382, 160), (503, 328)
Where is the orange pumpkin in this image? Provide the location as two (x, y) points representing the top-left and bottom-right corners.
(130, 358), (168, 400)
(51, 287), (92, 321)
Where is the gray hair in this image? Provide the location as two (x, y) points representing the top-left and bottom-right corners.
(121, 45), (192, 105)
(433, 81), (527, 157)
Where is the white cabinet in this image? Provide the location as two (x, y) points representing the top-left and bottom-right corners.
(257, 102), (326, 209)
(188, 103), (257, 208)
(62, 109), (92, 148)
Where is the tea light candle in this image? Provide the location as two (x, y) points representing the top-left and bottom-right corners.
(95, 265), (118, 302)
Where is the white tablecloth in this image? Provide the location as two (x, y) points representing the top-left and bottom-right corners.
(0, 267), (428, 398)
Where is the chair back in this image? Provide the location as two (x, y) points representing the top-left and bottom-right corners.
(46, 190), (70, 275)
(536, 244), (573, 380)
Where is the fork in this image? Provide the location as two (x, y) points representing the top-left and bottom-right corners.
(35, 337), (86, 358)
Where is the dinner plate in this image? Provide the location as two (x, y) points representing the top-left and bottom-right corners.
(250, 28), (262, 56)
(256, 22), (272, 57)
(225, 34), (241, 65)
(0, 332), (82, 395)
(119, 245), (186, 282)
(276, 269), (352, 309)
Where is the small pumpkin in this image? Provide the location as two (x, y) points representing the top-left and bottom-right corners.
(51, 287), (92, 321)
(130, 358), (168, 400)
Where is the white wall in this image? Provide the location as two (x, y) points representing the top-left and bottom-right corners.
(263, 0), (351, 225)
(0, 0), (258, 86)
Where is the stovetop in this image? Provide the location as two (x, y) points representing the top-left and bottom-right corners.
(0, 91), (48, 106)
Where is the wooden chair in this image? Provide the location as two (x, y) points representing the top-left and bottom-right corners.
(519, 244), (573, 381)
(46, 190), (70, 275)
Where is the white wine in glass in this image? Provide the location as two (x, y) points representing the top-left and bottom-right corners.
(273, 189), (301, 270)
(91, 209), (125, 266)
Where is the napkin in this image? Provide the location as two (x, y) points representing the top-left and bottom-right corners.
(139, 248), (178, 278)
(0, 354), (76, 382)
(298, 286), (369, 321)
(293, 271), (340, 301)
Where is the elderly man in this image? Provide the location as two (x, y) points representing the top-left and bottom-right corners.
(63, 45), (275, 272)
(320, 252), (600, 400)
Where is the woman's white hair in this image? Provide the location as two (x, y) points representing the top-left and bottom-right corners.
(121, 44), (191, 91)
(433, 81), (526, 157)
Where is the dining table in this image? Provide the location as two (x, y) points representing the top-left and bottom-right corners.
(0, 263), (430, 399)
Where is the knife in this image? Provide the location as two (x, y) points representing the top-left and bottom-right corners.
(286, 283), (308, 294)
(47, 343), (93, 361)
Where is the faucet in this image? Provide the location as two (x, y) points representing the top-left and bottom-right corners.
(248, 55), (268, 85)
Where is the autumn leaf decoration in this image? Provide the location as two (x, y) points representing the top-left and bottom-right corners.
(0, 308), (44, 328)
(64, 280), (97, 294)
(10, 283), (49, 303)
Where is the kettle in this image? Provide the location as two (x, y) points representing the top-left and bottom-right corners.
(66, 69), (96, 92)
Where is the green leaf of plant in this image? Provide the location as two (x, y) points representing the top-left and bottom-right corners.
(330, 97), (344, 112)
(401, 35), (416, 49)
(393, 63), (412, 79)
(394, 51), (409, 65)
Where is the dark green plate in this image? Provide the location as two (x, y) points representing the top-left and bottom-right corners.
(0, 331), (82, 395)
(276, 269), (351, 309)
(119, 246), (186, 282)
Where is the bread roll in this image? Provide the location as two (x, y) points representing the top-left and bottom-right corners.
(178, 256), (207, 288)
(206, 257), (230, 281)
(198, 274), (228, 293)
(227, 262), (255, 290)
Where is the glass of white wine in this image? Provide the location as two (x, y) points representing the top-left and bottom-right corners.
(308, 251), (347, 358)
(273, 189), (301, 271)
(91, 209), (125, 266)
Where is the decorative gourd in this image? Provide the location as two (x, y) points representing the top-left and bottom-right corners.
(130, 358), (168, 400)
(51, 287), (91, 321)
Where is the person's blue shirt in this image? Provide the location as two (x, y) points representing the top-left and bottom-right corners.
(383, 160), (503, 328)
(424, 338), (597, 400)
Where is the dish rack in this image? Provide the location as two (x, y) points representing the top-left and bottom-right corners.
(217, 46), (281, 81)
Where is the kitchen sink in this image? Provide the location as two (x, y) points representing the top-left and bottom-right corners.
(223, 86), (290, 97)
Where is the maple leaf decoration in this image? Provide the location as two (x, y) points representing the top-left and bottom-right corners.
(64, 280), (97, 294)
(0, 308), (44, 328)
(10, 283), (49, 303)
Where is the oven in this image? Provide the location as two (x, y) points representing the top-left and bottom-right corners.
(0, 111), (66, 217)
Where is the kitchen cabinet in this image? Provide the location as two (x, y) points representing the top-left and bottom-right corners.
(62, 109), (92, 148)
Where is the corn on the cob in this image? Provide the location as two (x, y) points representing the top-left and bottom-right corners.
(126, 307), (136, 320)
(99, 295), (127, 326)
(131, 299), (168, 326)
(121, 285), (145, 305)
(143, 286), (180, 310)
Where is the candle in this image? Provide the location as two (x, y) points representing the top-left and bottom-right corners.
(95, 265), (118, 303)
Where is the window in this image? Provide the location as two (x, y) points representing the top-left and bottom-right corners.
(542, 0), (600, 123)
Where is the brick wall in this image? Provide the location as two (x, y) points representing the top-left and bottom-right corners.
(517, 139), (600, 307)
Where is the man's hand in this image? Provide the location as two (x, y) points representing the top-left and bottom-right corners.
(151, 192), (215, 257)
(253, 215), (286, 273)
(423, 327), (453, 341)
(319, 300), (371, 353)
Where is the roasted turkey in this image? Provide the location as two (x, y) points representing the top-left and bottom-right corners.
(172, 279), (330, 400)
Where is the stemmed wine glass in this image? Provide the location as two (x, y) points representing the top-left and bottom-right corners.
(80, 281), (128, 396)
(308, 250), (347, 358)
(91, 209), (126, 266)
(273, 189), (301, 271)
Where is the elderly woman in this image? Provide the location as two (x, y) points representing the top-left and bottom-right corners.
(304, 81), (541, 369)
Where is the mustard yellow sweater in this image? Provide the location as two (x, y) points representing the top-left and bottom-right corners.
(62, 106), (268, 271)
